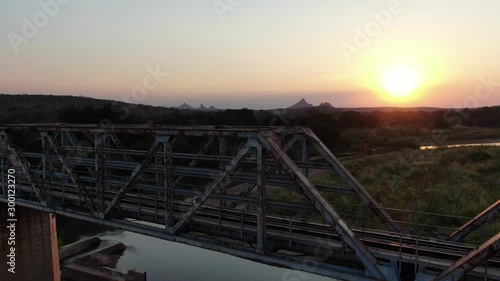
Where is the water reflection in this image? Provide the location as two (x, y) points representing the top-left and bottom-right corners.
(95, 230), (334, 281)
(420, 141), (500, 150)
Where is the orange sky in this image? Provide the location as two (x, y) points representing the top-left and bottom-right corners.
(1, 0), (499, 109)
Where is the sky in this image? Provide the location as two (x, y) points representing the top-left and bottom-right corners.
(1, 0), (499, 109)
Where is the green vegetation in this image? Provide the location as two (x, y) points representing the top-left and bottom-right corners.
(305, 146), (500, 244)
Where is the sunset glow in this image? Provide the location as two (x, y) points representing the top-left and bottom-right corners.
(0, 1), (499, 108)
(379, 65), (423, 100)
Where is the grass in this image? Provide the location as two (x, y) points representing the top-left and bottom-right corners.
(271, 146), (500, 244)
(347, 146), (500, 243)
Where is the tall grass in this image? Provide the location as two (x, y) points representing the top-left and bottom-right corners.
(273, 146), (500, 244)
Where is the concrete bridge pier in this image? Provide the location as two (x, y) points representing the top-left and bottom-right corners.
(0, 204), (60, 281)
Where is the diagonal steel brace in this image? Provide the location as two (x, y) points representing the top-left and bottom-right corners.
(104, 137), (168, 217)
(259, 130), (387, 280)
(172, 142), (252, 234)
(41, 131), (98, 215)
(303, 128), (399, 233)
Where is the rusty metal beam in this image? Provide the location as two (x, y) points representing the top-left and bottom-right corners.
(0, 124), (303, 138)
(218, 137), (227, 207)
(104, 137), (166, 217)
(164, 138), (174, 228)
(436, 232), (500, 281)
(42, 136), (54, 206)
(256, 145), (267, 254)
(172, 142), (251, 234)
(1, 131), (47, 203)
(448, 200), (500, 242)
(303, 128), (399, 233)
(41, 131), (97, 215)
(258, 130), (387, 280)
(95, 133), (106, 212)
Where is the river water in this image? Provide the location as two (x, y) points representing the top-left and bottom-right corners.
(420, 141), (500, 150)
(94, 230), (334, 281)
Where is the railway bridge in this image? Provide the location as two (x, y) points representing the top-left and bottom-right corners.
(0, 124), (499, 281)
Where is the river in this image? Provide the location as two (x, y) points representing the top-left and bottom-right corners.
(420, 141), (500, 150)
(93, 230), (334, 281)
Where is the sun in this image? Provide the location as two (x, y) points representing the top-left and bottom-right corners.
(379, 65), (423, 99)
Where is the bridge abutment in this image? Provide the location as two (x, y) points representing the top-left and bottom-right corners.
(0, 204), (60, 281)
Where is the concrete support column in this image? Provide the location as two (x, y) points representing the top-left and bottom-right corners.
(0, 205), (60, 281)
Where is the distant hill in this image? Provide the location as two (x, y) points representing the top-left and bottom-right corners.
(288, 98), (314, 109)
(0, 94), (112, 109)
(178, 103), (193, 110)
(179, 102), (218, 111)
(0, 93), (175, 124)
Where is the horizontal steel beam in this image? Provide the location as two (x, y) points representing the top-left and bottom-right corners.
(23, 150), (334, 170)
(0, 124), (305, 138)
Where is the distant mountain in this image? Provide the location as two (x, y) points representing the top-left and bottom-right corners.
(288, 98), (314, 109)
(209, 106), (218, 111)
(319, 102), (333, 107)
(178, 103), (193, 110)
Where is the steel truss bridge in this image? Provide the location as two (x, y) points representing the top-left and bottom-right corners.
(0, 124), (499, 281)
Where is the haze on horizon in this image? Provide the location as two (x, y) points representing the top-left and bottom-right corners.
(0, 0), (499, 109)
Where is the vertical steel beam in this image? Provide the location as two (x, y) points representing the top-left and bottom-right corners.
(104, 138), (165, 217)
(164, 138), (175, 228)
(256, 144), (267, 254)
(173, 142), (251, 234)
(42, 136), (47, 181)
(218, 136), (226, 169)
(218, 137), (227, 208)
(303, 128), (399, 233)
(231, 135), (300, 208)
(44, 137), (53, 207)
(448, 200), (500, 242)
(436, 233), (500, 281)
(258, 130), (386, 280)
(95, 133), (105, 213)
